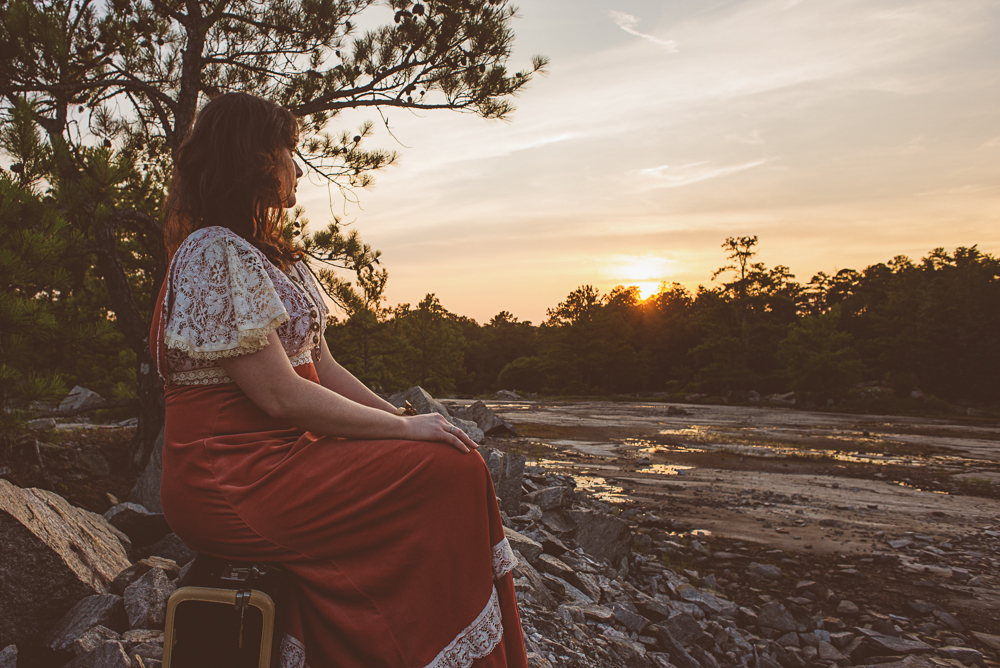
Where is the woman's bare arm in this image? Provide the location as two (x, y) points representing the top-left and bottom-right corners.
(218, 332), (477, 452)
(313, 336), (396, 412)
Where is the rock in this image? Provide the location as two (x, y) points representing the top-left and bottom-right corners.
(524, 486), (573, 511)
(604, 634), (648, 668)
(111, 557), (181, 596)
(143, 534), (195, 566)
(818, 640), (846, 661)
(25, 417), (57, 430)
(124, 569), (176, 629)
(512, 553), (557, 609)
(540, 509), (576, 534)
(103, 503), (171, 549)
(889, 539), (914, 550)
(611, 603), (650, 634)
(445, 416), (484, 443)
(758, 601), (798, 633)
(60, 386), (104, 412)
(527, 528), (570, 556)
(0, 480), (131, 648)
(970, 631), (1000, 651)
(127, 643), (164, 664)
(650, 624), (703, 668)
(466, 401), (518, 437)
(129, 429), (164, 513)
(748, 562), (783, 580)
(634, 596), (672, 623)
(859, 630), (933, 655)
(64, 640), (132, 668)
(937, 647), (983, 666)
(120, 629), (164, 648)
(663, 612), (703, 646)
(494, 390), (521, 400)
(933, 610), (965, 632)
(837, 599), (860, 615)
(389, 386), (450, 417)
(504, 527), (543, 564)
(570, 510), (632, 565)
(907, 600), (938, 615)
(675, 584), (735, 616)
(70, 626), (120, 657)
(495, 452), (526, 516)
(736, 606), (758, 628)
(0, 645), (15, 668)
(45, 595), (128, 652)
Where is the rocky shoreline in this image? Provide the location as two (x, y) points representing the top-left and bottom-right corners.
(2, 391), (999, 668)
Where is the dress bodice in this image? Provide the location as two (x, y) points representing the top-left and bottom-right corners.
(155, 226), (329, 385)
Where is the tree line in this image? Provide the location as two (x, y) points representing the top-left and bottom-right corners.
(325, 236), (1000, 408)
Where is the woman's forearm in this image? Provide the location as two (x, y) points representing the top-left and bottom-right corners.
(218, 332), (477, 451)
(313, 338), (396, 412)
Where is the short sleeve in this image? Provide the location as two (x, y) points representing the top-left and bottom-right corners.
(163, 231), (289, 359)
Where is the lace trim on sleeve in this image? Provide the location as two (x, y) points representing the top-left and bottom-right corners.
(423, 586), (503, 668)
(491, 537), (516, 580)
(164, 314), (288, 360)
(164, 230), (289, 359)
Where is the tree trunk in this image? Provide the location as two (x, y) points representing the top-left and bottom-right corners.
(94, 218), (165, 469)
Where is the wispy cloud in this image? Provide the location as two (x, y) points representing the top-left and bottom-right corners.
(609, 11), (679, 52)
(638, 160), (768, 189)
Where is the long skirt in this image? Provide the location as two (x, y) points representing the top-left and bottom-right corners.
(160, 363), (527, 668)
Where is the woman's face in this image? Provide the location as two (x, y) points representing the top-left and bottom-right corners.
(279, 147), (304, 207)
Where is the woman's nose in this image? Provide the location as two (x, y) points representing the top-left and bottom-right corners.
(294, 160), (303, 179)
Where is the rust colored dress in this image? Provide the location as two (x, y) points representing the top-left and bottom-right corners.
(151, 226), (527, 668)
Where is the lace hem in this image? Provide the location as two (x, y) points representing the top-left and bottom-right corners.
(279, 634), (309, 668)
(491, 537), (516, 580)
(424, 585), (503, 668)
(164, 312), (289, 360)
(169, 349), (315, 386)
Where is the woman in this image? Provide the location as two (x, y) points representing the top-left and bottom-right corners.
(150, 92), (527, 668)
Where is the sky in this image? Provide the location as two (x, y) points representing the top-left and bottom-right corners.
(297, 0), (1000, 324)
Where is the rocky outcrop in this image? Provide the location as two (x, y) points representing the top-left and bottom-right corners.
(0, 480), (131, 648)
(389, 386), (450, 417)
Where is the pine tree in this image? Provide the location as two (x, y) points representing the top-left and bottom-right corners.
(0, 0), (547, 466)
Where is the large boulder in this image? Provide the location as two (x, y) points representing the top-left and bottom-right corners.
(124, 568), (176, 629)
(128, 429), (164, 513)
(495, 451), (526, 516)
(0, 480), (131, 648)
(44, 594), (128, 653)
(569, 510), (632, 566)
(60, 386), (104, 412)
(466, 401), (518, 437)
(445, 416), (484, 444)
(389, 386), (450, 417)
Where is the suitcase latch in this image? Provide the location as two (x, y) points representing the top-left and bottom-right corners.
(234, 589), (252, 649)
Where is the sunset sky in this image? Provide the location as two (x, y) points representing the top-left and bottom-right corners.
(298, 0), (1000, 324)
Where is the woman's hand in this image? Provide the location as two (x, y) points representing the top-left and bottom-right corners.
(404, 413), (480, 454)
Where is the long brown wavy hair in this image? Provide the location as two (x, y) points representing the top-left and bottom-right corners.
(164, 92), (302, 269)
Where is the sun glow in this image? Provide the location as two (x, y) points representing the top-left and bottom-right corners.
(603, 256), (675, 300)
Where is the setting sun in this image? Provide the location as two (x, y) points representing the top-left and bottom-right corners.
(602, 256), (675, 300)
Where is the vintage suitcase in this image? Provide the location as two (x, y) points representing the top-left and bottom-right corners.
(163, 556), (287, 668)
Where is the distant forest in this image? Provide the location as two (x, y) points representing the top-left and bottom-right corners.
(326, 237), (1000, 410)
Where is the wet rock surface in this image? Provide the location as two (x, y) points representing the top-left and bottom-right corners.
(476, 399), (1000, 667)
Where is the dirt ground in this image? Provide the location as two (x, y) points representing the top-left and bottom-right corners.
(472, 399), (1000, 638)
